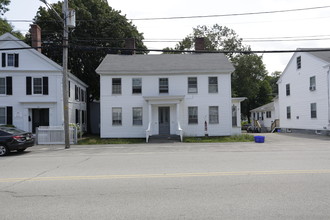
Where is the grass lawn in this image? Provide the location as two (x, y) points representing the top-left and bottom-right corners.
(78, 136), (145, 145)
(183, 134), (255, 143)
(78, 134), (255, 145)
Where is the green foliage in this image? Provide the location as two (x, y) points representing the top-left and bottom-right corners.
(183, 134), (254, 143)
(0, 0), (10, 15)
(78, 136), (145, 144)
(163, 24), (250, 58)
(30, 0), (147, 100)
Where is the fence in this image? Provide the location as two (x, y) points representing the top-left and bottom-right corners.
(36, 126), (77, 145)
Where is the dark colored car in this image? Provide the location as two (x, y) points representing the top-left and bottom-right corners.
(0, 127), (35, 156)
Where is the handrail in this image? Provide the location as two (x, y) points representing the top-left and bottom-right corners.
(177, 122), (183, 142)
(146, 122), (151, 143)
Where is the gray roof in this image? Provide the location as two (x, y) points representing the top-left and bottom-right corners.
(96, 53), (234, 75)
(250, 102), (274, 112)
(308, 50), (330, 63)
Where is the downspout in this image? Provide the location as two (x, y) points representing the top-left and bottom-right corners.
(327, 67), (330, 129)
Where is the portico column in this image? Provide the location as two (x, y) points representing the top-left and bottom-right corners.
(176, 102), (180, 127)
(148, 103), (152, 126)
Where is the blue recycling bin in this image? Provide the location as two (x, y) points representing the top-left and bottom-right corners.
(254, 135), (265, 143)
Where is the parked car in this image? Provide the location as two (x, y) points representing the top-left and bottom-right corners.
(0, 127), (35, 156)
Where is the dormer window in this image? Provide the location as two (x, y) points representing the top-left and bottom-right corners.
(296, 56), (301, 69)
(2, 53), (19, 67)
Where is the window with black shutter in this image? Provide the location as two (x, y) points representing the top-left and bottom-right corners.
(2, 53), (6, 67)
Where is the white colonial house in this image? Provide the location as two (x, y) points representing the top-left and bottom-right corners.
(277, 49), (330, 135)
(250, 97), (279, 132)
(0, 32), (87, 133)
(96, 53), (245, 141)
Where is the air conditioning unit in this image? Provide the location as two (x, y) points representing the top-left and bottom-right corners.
(309, 85), (316, 91)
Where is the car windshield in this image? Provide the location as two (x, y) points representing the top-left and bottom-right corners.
(0, 127), (26, 134)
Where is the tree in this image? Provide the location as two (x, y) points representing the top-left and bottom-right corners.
(265, 71), (281, 96)
(30, 0), (147, 101)
(163, 24), (250, 58)
(231, 54), (269, 118)
(0, 0), (10, 15)
(168, 24), (270, 119)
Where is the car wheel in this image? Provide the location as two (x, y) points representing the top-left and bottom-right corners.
(0, 145), (8, 156)
(17, 148), (26, 152)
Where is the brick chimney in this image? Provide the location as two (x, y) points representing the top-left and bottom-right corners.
(123, 38), (136, 55)
(195, 37), (205, 52)
(30, 24), (42, 52)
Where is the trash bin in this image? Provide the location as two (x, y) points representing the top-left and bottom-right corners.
(254, 135), (265, 143)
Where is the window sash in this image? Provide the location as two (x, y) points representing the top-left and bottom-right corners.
(0, 78), (5, 94)
(112, 78), (121, 94)
(188, 107), (198, 124)
(133, 107), (143, 125)
(132, 78), (142, 94)
(208, 77), (218, 93)
(7, 54), (14, 66)
(33, 78), (43, 94)
(159, 78), (168, 93)
(209, 106), (219, 124)
(286, 84), (290, 96)
(188, 77), (198, 93)
(287, 106), (291, 119)
(297, 56), (301, 69)
(311, 103), (317, 118)
(112, 108), (122, 125)
(0, 108), (5, 124)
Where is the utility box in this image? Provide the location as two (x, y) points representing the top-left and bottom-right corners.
(67, 9), (76, 28)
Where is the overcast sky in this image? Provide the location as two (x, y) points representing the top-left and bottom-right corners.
(5, 0), (330, 74)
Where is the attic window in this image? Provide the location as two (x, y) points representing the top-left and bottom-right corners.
(296, 56), (301, 69)
(2, 53), (19, 67)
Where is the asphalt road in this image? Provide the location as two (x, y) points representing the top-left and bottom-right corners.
(1, 133), (330, 219)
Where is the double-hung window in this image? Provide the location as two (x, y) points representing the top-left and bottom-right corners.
(132, 107), (143, 125)
(209, 106), (219, 124)
(2, 53), (19, 67)
(309, 76), (316, 91)
(296, 56), (301, 69)
(286, 84), (290, 96)
(311, 103), (317, 118)
(188, 106), (198, 124)
(112, 107), (122, 125)
(208, 77), (218, 93)
(0, 77), (12, 95)
(0, 107), (5, 124)
(188, 77), (197, 93)
(112, 78), (121, 94)
(286, 106), (291, 119)
(266, 111), (272, 118)
(159, 78), (168, 94)
(132, 78), (142, 94)
(26, 77), (48, 95)
(0, 78), (6, 94)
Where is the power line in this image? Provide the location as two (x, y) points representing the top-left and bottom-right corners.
(6, 5), (330, 23)
(2, 45), (330, 54)
(130, 5), (330, 21)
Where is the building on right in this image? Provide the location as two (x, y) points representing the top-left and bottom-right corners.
(277, 49), (330, 135)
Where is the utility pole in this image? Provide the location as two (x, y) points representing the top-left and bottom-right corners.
(40, 0), (72, 149)
(62, 0), (70, 149)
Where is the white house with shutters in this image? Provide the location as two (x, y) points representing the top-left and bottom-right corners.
(96, 53), (245, 141)
(0, 32), (87, 133)
(277, 49), (330, 135)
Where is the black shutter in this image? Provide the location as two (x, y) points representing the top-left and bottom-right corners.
(2, 53), (6, 67)
(6, 106), (13, 125)
(14, 54), (19, 67)
(26, 77), (32, 95)
(43, 77), (48, 95)
(6, 77), (12, 95)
